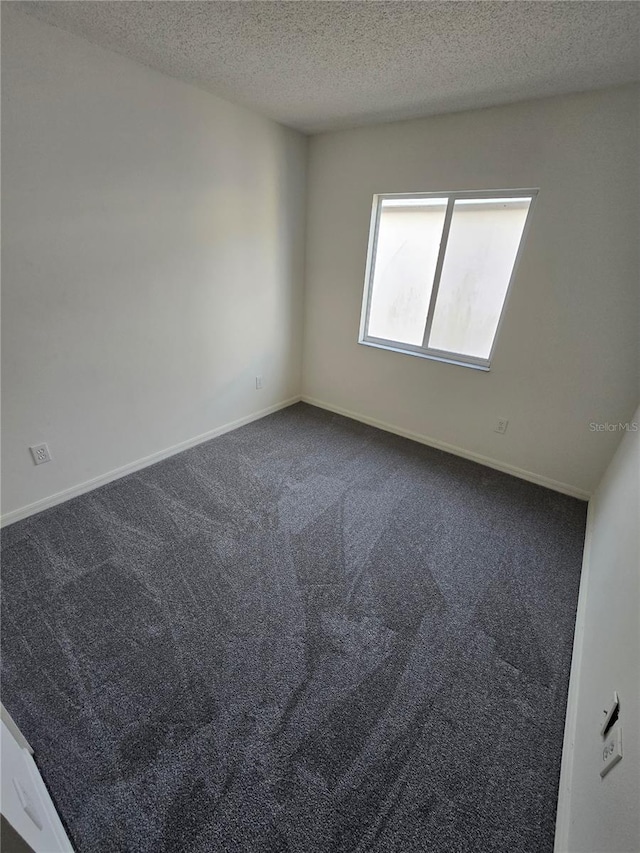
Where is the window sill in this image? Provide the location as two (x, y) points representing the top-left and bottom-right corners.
(358, 338), (491, 371)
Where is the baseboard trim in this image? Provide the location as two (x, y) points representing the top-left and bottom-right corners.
(2, 393), (589, 526)
(301, 395), (591, 501)
(0, 396), (302, 527)
(553, 497), (595, 852)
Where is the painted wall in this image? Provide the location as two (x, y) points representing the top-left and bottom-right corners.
(556, 406), (639, 853)
(1, 7), (307, 520)
(302, 85), (639, 497)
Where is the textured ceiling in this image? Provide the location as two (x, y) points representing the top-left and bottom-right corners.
(14, 1), (640, 134)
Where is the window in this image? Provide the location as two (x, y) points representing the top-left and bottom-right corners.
(359, 190), (537, 369)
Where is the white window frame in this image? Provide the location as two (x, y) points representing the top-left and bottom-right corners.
(358, 188), (539, 370)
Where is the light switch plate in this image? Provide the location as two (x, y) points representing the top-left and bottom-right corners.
(600, 690), (620, 737)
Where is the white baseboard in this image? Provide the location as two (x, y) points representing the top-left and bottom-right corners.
(0, 396), (301, 527)
(553, 497), (595, 852)
(1, 703), (33, 754)
(2, 392), (589, 527)
(301, 395), (591, 501)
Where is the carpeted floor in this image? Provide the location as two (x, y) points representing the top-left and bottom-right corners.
(1, 403), (586, 853)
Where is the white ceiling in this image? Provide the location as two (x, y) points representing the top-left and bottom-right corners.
(14, 1), (640, 134)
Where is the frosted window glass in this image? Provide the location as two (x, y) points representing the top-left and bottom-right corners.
(427, 198), (531, 359)
(367, 199), (447, 346)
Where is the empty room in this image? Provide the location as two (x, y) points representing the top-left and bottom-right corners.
(1, 2), (638, 852)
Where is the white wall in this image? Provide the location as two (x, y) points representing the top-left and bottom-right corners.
(302, 86), (639, 497)
(1, 7), (307, 521)
(556, 406), (639, 853)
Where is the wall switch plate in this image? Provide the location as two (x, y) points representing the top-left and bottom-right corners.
(600, 726), (623, 778)
(600, 691), (620, 737)
(495, 418), (509, 434)
(255, 375), (263, 390)
(29, 443), (52, 465)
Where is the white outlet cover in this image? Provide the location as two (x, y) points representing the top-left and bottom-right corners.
(29, 443), (52, 465)
(495, 418), (509, 434)
(600, 726), (623, 778)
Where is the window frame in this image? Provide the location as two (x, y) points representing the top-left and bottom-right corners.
(358, 188), (539, 370)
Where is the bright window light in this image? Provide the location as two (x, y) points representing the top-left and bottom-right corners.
(359, 190), (537, 369)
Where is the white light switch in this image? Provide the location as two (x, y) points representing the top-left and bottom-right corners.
(600, 691), (620, 737)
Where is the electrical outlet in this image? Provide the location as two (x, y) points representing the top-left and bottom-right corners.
(255, 375), (263, 390)
(600, 726), (623, 778)
(495, 418), (509, 434)
(29, 443), (52, 465)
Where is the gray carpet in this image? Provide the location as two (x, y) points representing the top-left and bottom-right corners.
(1, 402), (586, 853)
